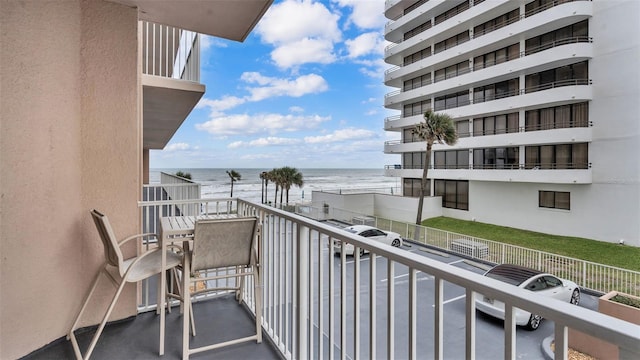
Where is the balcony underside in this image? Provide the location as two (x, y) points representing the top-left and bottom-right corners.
(143, 75), (205, 149)
(108, 0), (272, 41)
(22, 294), (280, 360)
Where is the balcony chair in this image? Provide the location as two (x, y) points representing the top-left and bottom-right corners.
(67, 209), (183, 360)
(181, 217), (263, 360)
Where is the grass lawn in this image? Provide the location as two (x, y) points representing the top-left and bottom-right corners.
(423, 217), (640, 272)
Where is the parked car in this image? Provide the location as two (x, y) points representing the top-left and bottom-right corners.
(333, 225), (403, 256)
(475, 263), (581, 330)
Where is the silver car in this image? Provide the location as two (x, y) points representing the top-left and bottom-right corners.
(334, 225), (403, 256)
(475, 264), (581, 330)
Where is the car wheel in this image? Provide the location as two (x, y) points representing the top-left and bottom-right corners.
(391, 238), (401, 247)
(525, 314), (542, 331)
(570, 288), (580, 305)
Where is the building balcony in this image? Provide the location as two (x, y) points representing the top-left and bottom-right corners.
(24, 197), (639, 359)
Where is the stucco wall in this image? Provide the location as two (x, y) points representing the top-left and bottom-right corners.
(0, 1), (140, 358)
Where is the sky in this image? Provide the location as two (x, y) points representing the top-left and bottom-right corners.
(150, 0), (400, 169)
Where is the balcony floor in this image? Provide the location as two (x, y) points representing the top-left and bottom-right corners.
(23, 295), (281, 360)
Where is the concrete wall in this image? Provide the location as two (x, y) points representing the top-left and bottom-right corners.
(312, 191), (443, 224)
(0, 1), (140, 358)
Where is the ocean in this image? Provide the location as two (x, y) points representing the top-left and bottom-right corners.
(150, 168), (400, 204)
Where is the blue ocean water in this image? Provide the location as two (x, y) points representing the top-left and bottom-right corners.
(150, 168), (400, 204)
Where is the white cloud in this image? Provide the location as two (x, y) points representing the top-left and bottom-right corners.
(304, 128), (377, 144)
(228, 137), (302, 149)
(333, 0), (386, 30)
(256, 0), (341, 69)
(196, 113), (331, 136)
(289, 106), (304, 113)
(196, 95), (246, 113)
(270, 38), (337, 69)
(257, 1), (341, 44)
(242, 72), (329, 101)
(345, 32), (384, 59)
(164, 143), (193, 151)
(200, 35), (228, 50)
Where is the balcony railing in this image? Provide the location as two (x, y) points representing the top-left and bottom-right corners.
(141, 21), (200, 82)
(136, 197), (639, 359)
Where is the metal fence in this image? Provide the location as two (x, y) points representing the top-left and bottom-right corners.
(296, 204), (640, 297)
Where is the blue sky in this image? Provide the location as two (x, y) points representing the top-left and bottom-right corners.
(150, 0), (399, 169)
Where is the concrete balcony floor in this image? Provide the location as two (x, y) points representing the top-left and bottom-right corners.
(23, 295), (281, 360)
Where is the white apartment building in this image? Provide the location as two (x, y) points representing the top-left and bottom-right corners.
(383, 0), (640, 246)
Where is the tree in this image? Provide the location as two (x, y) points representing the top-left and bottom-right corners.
(226, 170), (241, 197)
(279, 166), (304, 204)
(259, 171), (269, 204)
(175, 171), (191, 180)
(269, 168), (283, 206)
(412, 110), (458, 225)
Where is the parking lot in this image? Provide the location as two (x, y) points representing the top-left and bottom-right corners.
(307, 233), (599, 360)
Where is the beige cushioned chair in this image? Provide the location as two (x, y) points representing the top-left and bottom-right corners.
(67, 209), (182, 359)
(181, 216), (263, 360)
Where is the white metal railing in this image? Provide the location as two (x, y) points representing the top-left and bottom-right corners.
(296, 204), (640, 298)
(141, 21), (200, 82)
(136, 197), (640, 359)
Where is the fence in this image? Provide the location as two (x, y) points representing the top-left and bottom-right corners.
(295, 204), (640, 297)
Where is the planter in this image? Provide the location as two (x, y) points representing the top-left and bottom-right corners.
(569, 291), (640, 359)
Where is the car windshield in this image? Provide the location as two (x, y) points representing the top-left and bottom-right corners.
(485, 264), (542, 286)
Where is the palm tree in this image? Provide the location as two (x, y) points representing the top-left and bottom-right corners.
(269, 168), (282, 206)
(226, 170), (241, 197)
(259, 171), (269, 204)
(279, 166), (304, 204)
(412, 110), (458, 225)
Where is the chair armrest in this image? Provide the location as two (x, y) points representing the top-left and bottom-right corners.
(119, 233), (158, 246)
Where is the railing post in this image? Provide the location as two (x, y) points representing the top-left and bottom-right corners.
(296, 225), (309, 359)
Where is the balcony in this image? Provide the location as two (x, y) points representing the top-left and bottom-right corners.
(25, 197), (640, 359)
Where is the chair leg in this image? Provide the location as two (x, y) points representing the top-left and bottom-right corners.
(254, 270), (262, 343)
(67, 270), (103, 360)
(182, 258), (192, 360)
(83, 277), (128, 360)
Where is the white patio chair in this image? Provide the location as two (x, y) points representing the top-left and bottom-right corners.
(181, 217), (262, 360)
(67, 209), (183, 360)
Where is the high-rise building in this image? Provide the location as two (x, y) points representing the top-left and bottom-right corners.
(383, 0), (639, 245)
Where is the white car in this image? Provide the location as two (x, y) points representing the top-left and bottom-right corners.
(333, 225), (403, 256)
(475, 264), (581, 330)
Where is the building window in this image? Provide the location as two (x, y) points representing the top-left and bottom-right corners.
(473, 9), (520, 38)
(435, 91), (470, 111)
(434, 1), (470, 25)
(404, 73), (432, 91)
(404, 0), (429, 15)
(525, 143), (588, 169)
(434, 150), (469, 169)
(456, 120), (470, 138)
(473, 112), (519, 136)
(403, 100), (432, 117)
(539, 191), (570, 210)
(435, 60), (470, 83)
(525, 20), (588, 55)
(404, 20), (432, 41)
(434, 31), (470, 54)
(403, 152), (426, 170)
(525, 61), (588, 93)
(473, 78), (519, 103)
(403, 46), (432, 66)
(474, 43), (519, 70)
(435, 180), (469, 210)
(404, 178), (430, 197)
(525, 102), (589, 131)
(473, 147), (519, 169)
(402, 128), (421, 143)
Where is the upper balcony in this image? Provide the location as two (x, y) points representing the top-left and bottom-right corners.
(107, 0), (274, 150)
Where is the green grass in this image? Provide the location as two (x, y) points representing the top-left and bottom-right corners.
(423, 217), (640, 272)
